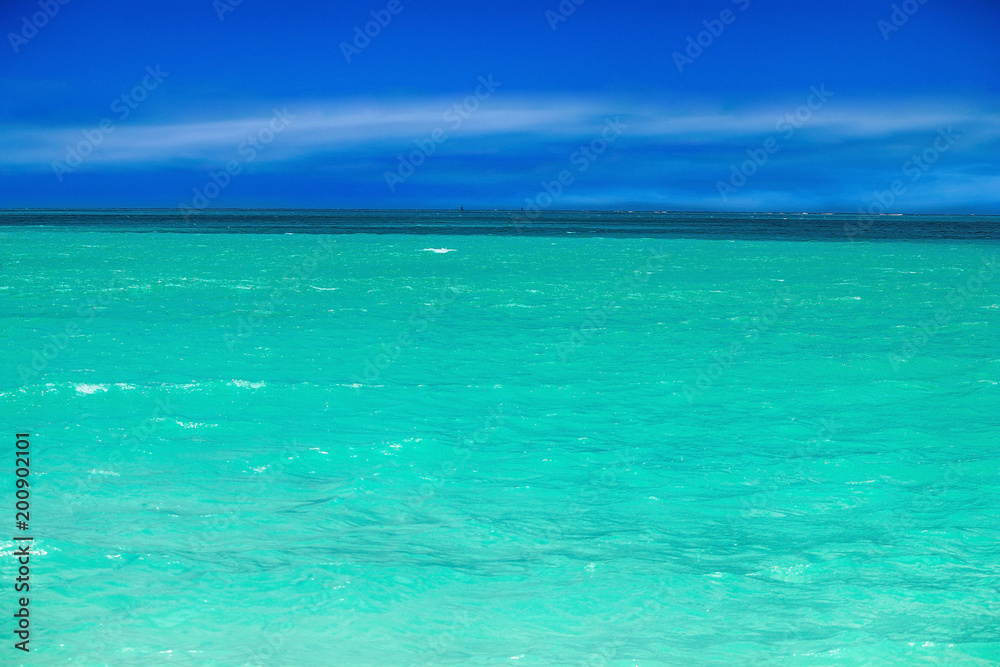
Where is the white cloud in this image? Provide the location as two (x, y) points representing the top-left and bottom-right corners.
(0, 95), (996, 175)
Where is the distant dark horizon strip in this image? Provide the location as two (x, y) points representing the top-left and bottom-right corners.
(1, 210), (998, 241)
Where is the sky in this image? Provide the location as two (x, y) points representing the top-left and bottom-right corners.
(0, 0), (997, 212)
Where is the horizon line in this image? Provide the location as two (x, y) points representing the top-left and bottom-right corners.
(0, 208), (993, 216)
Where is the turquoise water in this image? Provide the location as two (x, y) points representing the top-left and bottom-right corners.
(1, 213), (998, 665)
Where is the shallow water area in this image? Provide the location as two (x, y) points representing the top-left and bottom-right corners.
(1, 211), (997, 665)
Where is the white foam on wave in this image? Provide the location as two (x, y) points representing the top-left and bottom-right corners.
(230, 379), (265, 389)
(0, 546), (46, 557)
(422, 248), (456, 253)
(75, 383), (109, 395)
(310, 286), (338, 290)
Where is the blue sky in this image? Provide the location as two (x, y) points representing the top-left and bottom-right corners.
(1, 0), (997, 212)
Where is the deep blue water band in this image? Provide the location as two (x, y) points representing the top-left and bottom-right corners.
(2, 209), (998, 240)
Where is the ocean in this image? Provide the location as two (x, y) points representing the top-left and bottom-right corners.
(1, 210), (998, 665)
